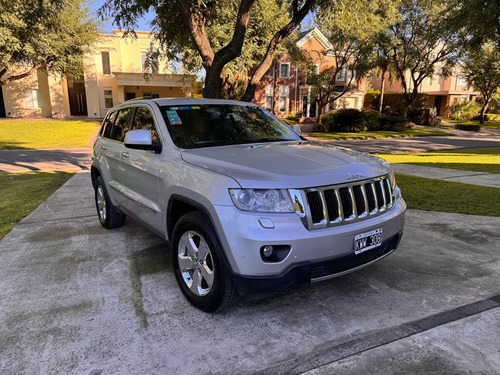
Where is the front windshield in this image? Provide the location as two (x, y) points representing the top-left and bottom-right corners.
(159, 104), (301, 149)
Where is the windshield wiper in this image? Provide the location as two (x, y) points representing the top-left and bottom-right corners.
(249, 138), (295, 143)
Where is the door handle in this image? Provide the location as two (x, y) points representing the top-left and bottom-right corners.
(122, 152), (130, 158)
(101, 145), (108, 150)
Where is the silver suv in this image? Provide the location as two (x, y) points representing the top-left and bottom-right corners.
(91, 98), (406, 312)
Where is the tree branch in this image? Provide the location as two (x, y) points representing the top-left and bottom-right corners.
(241, 0), (316, 102)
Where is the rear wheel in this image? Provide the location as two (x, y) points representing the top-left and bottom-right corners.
(94, 176), (126, 229)
(172, 211), (239, 312)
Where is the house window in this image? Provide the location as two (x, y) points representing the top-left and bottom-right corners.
(278, 85), (289, 112)
(264, 85), (273, 110)
(141, 52), (159, 74)
(23, 89), (43, 108)
(104, 89), (113, 108)
(266, 65), (275, 78)
(337, 68), (346, 81)
(346, 68), (355, 82)
(279, 62), (290, 78)
(143, 92), (160, 98)
(457, 76), (467, 86)
(101, 52), (111, 75)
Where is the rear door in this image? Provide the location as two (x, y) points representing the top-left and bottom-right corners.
(103, 107), (134, 205)
(119, 106), (163, 231)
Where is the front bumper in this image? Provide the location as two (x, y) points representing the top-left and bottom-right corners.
(231, 230), (403, 299)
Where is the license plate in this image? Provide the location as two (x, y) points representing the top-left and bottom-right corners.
(354, 228), (382, 254)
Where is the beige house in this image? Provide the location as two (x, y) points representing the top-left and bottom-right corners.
(370, 68), (479, 117)
(0, 30), (194, 119)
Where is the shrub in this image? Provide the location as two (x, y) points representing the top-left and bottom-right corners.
(472, 114), (488, 122)
(448, 101), (481, 121)
(363, 110), (383, 131)
(487, 113), (500, 120)
(455, 124), (481, 131)
(363, 91), (428, 124)
(381, 115), (409, 131)
(281, 118), (297, 125)
(320, 111), (338, 132)
(311, 123), (328, 133)
(324, 108), (366, 132)
(286, 113), (301, 122)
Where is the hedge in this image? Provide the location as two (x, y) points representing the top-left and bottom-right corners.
(364, 90), (428, 124)
(455, 124), (481, 132)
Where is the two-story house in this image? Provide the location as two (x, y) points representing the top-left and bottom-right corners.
(0, 30), (194, 119)
(251, 28), (367, 121)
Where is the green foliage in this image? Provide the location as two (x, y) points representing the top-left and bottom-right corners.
(281, 118), (297, 125)
(364, 91), (428, 124)
(363, 110), (383, 131)
(286, 113), (301, 122)
(448, 101), (481, 121)
(321, 108), (366, 132)
(0, 0), (100, 85)
(380, 114), (408, 131)
(311, 123), (328, 132)
(455, 124), (481, 132)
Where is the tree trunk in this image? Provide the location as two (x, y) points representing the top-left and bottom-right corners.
(379, 69), (386, 114)
(401, 102), (409, 120)
(240, 0), (316, 102)
(480, 101), (489, 125)
(203, 64), (223, 98)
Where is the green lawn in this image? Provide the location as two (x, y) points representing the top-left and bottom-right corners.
(378, 148), (500, 174)
(309, 128), (451, 140)
(443, 118), (500, 130)
(0, 120), (100, 149)
(0, 172), (74, 238)
(396, 174), (500, 216)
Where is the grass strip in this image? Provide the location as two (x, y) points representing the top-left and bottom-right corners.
(0, 120), (100, 149)
(396, 174), (500, 216)
(0, 172), (74, 239)
(309, 128), (451, 140)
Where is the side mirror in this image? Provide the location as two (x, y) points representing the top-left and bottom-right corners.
(291, 125), (301, 135)
(124, 129), (162, 153)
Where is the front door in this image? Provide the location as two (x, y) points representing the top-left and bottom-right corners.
(119, 106), (162, 232)
(0, 86), (6, 117)
(434, 96), (442, 116)
(68, 88), (87, 116)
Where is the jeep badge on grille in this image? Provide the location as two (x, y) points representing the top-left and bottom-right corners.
(347, 172), (363, 180)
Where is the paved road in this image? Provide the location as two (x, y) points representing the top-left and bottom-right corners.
(306, 132), (500, 154)
(1, 172), (499, 374)
(0, 148), (91, 173)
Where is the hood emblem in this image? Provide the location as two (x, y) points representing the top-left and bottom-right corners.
(347, 172), (363, 180)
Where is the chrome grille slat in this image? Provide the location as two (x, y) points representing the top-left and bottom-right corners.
(301, 175), (395, 230)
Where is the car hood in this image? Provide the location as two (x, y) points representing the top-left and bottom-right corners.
(180, 141), (390, 189)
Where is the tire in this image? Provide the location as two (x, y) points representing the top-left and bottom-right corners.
(94, 176), (126, 229)
(171, 211), (239, 313)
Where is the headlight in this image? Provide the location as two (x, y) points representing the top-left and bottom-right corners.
(229, 189), (295, 213)
(389, 169), (396, 190)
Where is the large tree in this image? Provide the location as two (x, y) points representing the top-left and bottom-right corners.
(0, 0), (100, 86)
(295, 0), (398, 116)
(389, 0), (460, 119)
(101, 0), (319, 100)
(444, 0), (500, 48)
(462, 43), (500, 124)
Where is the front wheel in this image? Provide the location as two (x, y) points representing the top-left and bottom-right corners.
(172, 211), (239, 312)
(94, 176), (126, 229)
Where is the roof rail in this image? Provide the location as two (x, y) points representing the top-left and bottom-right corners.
(123, 96), (156, 103)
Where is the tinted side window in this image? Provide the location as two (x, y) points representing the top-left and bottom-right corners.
(110, 108), (133, 142)
(101, 111), (117, 139)
(133, 107), (160, 144)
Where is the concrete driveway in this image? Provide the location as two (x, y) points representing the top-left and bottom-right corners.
(1, 173), (499, 374)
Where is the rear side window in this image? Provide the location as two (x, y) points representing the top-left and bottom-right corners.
(101, 111), (117, 139)
(133, 107), (160, 144)
(111, 107), (134, 142)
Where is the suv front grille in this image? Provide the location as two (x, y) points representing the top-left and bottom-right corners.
(290, 175), (394, 230)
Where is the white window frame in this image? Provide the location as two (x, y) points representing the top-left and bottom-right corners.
(337, 68), (346, 81)
(101, 51), (111, 75)
(278, 85), (289, 112)
(279, 62), (290, 78)
(23, 89), (43, 109)
(457, 76), (467, 86)
(266, 65), (275, 78)
(264, 84), (273, 110)
(103, 89), (114, 109)
(141, 52), (159, 74)
(345, 68), (356, 82)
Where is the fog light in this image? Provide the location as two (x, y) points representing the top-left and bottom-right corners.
(262, 245), (274, 257)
